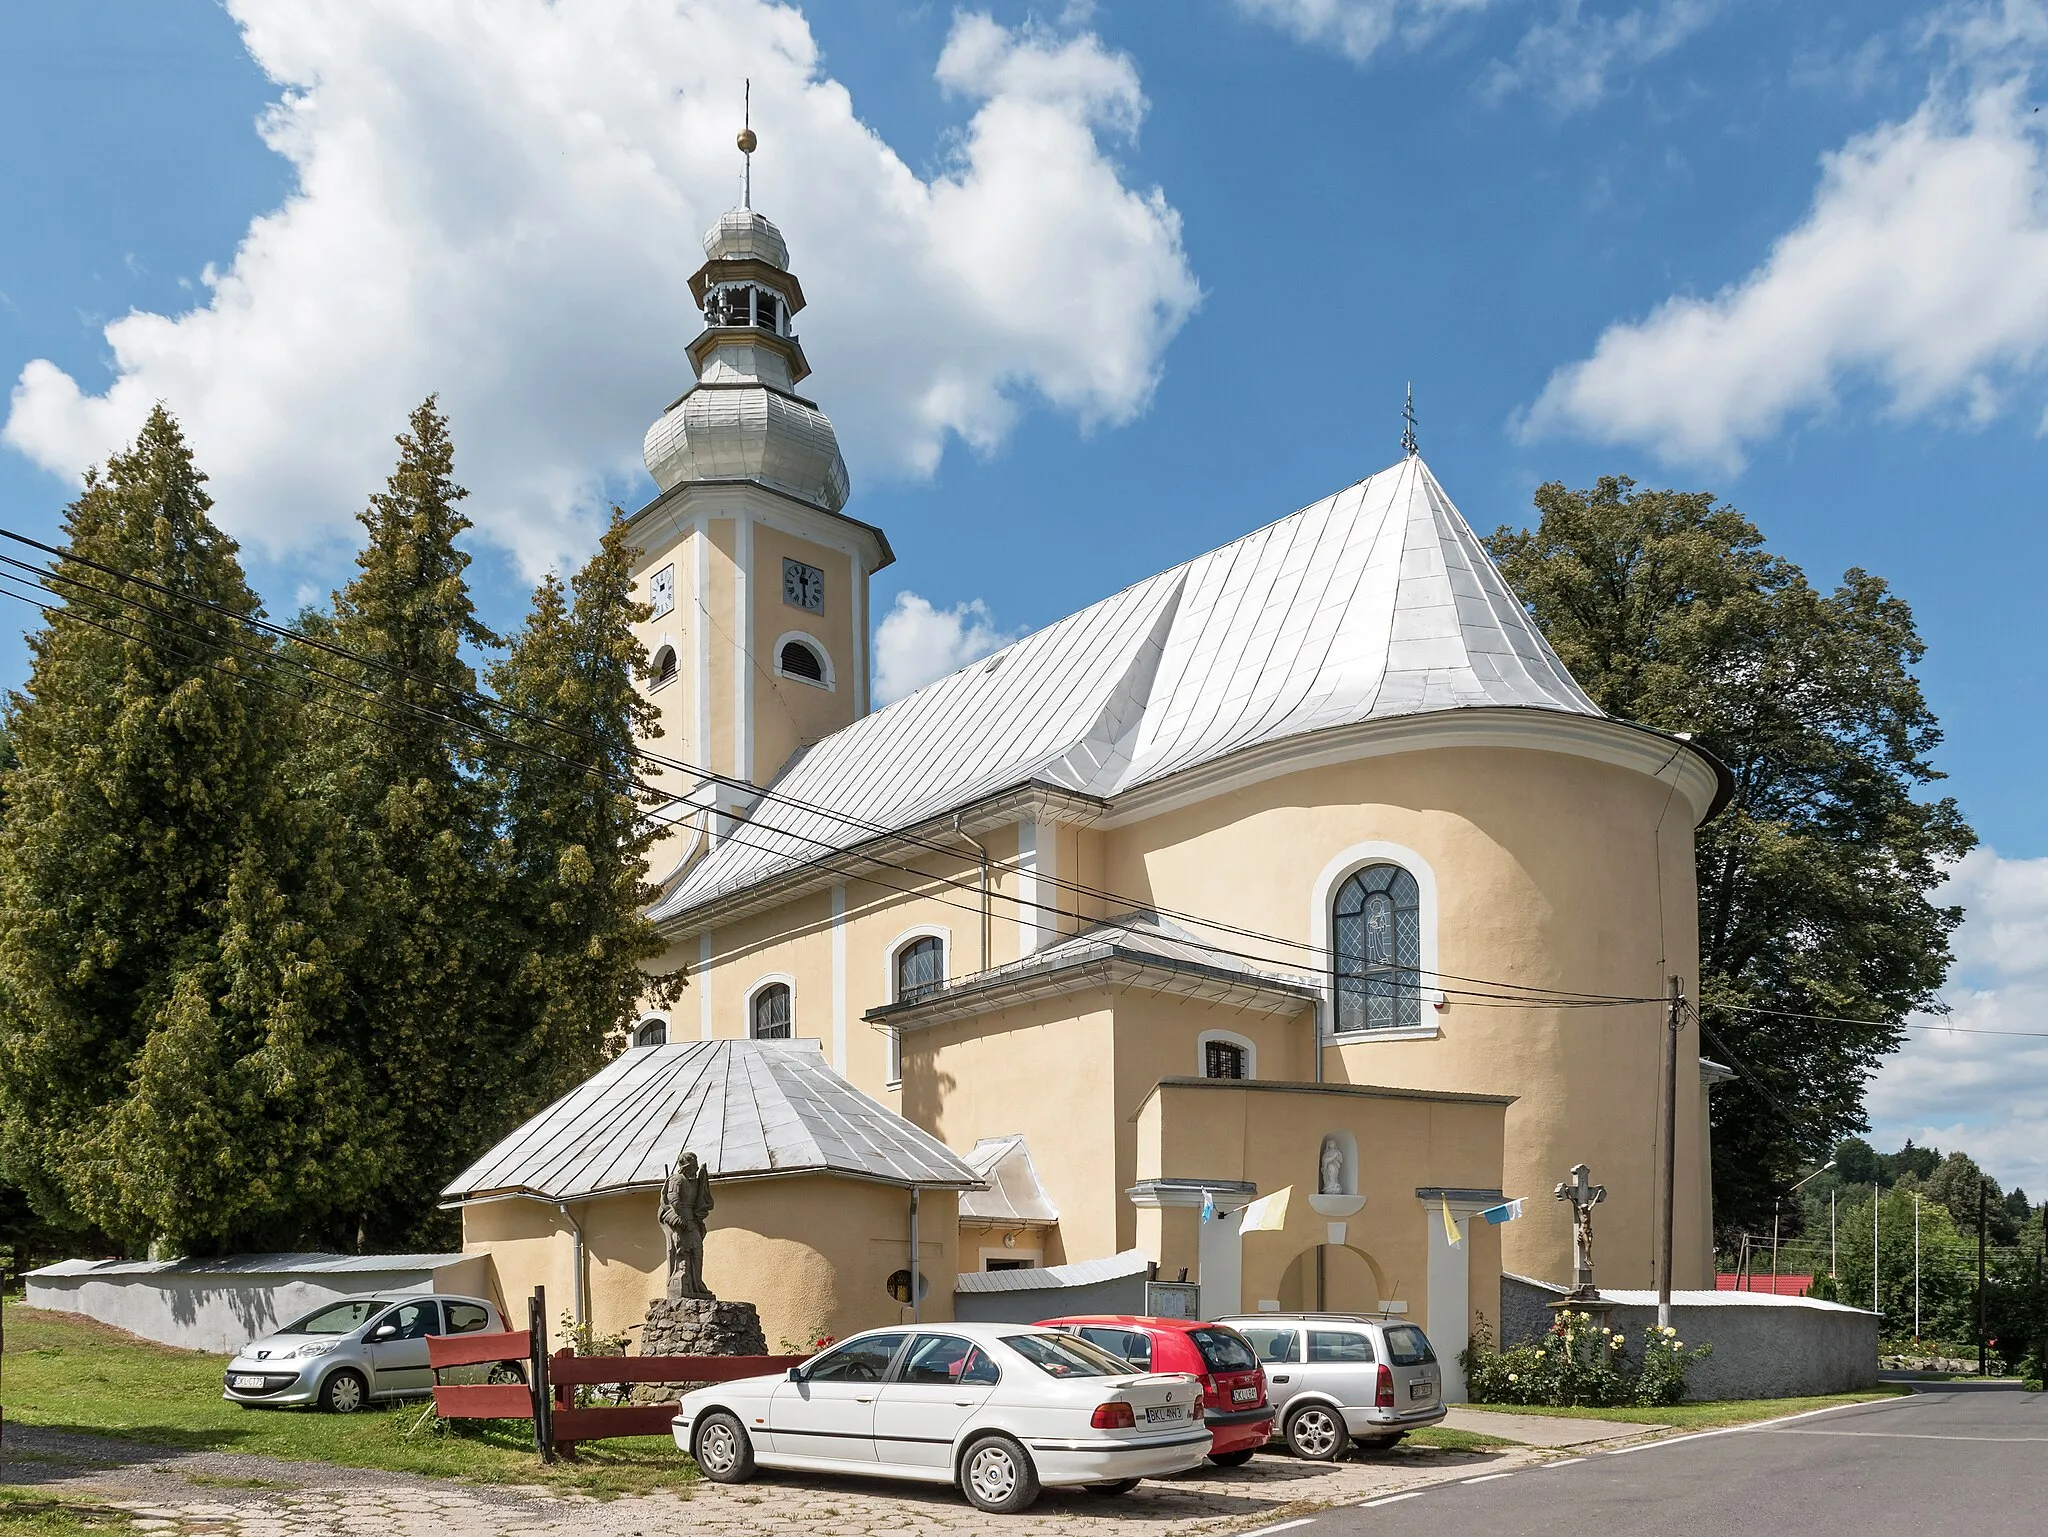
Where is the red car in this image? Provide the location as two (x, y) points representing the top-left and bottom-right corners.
(1042, 1315), (1273, 1466)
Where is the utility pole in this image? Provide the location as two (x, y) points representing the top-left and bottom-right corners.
(1873, 1184), (1880, 1315)
(1913, 1194), (1921, 1341)
(1659, 975), (1682, 1329)
(1831, 1188), (1837, 1279)
(1977, 1179), (1987, 1378)
(1771, 1200), (1782, 1291)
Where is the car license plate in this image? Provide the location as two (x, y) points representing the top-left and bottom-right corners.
(1232, 1385), (1259, 1404)
(1410, 1381), (1433, 1401)
(231, 1375), (265, 1390)
(1144, 1405), (1183, 1424)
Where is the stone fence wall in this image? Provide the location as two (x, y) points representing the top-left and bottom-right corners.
(1498, 1272), (1879, 1401)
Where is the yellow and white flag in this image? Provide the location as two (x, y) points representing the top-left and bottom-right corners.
(1238, 1186), (1292, 1233)
(1441, 1195), (1461, 1247)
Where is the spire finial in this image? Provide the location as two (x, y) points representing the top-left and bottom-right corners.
(737, 80), (756, 208)
(1401, 382), (1419, 457)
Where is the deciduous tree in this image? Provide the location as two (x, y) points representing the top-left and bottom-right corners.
(1489, 479), (1974, 1235)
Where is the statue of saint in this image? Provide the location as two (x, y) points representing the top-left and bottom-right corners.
(1318, 1134), (1347, 1195)
(660, 1152), (716, 1302)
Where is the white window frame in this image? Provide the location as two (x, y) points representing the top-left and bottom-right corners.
(631, 1013), (671, 1048)
(771, 629), (835, 691)
(649, 638), (680, 693)
(882, 925), (949, 1090)
(1309, 840), (1443, 1042)
(745, 973), (798, 1041)
(1197, 1028), (1257, 1080)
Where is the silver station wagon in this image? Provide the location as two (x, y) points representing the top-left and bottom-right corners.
(1216, 1313), (1446, 1458)
(222, 1293), (504, 1413)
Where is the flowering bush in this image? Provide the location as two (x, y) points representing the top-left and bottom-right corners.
(1461, 1312), (1711, 1408)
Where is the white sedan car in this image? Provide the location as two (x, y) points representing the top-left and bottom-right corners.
(672, 1321), (1210, 1512)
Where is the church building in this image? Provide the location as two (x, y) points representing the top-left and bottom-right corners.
(450, 175), (1731, 1396)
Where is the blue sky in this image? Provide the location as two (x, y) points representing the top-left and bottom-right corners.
(4, 0), (2045, 1194)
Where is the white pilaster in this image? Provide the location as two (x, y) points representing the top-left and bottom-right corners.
(698, 932), (714, 1040)
(831, 883), (848, 1074)
(1423, 1195), (1492, 1402)
(692, 522), (711, 770)
(734, 513), (753, 783)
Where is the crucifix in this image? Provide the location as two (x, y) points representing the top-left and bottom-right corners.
(1553, 1162), (1607, 1299)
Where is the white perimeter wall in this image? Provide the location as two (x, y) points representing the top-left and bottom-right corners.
(26, 1255), (498, 1354)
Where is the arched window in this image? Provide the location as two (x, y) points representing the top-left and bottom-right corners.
(650, 645), (678, 689)
(750, 983), (792, 1040)
(778, 639), (824, 682)
(632, 1016), (668, 1048)
(895, 936), (944, 1004)
(1332, 863), (1422, 1031)
(1204, 1040), (1247, 1079)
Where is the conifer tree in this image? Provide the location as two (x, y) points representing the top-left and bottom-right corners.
(317, 398), (503, 1247)
(0, 407), (372, 1252)
(489, 512), (677, 1104)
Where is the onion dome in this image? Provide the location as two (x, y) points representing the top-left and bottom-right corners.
(642, 201), (849, 514)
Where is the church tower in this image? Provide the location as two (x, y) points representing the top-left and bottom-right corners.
(626, 136), (892, 879)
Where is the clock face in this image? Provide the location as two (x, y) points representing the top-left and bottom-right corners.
(648, 563), (675, 620)
(783, 558), (825, 612)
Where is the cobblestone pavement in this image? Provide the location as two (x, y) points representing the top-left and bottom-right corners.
(3, 1421), (1548, 1535)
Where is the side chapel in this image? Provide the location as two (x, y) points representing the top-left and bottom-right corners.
(449, 167), (1731, 1396)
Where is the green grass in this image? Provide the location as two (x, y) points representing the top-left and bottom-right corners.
(1405, 1426), (1520, 1452)
(0, 1488), (134, 1535)
(0, 1300), (698, 1497)
(1462, 1387), (1909, 1429)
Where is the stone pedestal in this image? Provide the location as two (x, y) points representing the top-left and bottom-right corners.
(641, 1297), (768, 1357)
(629, 1298), (769, 1404)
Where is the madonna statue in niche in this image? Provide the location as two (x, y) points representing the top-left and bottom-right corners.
(1319, 1134), (1347, 1195)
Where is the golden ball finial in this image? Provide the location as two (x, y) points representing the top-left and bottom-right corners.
(737, 127), (758, 155)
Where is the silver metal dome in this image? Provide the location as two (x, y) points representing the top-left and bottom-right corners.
(702, 209), (789, 269)
(643, 385), (849, 512)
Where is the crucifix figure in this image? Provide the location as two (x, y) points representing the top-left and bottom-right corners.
(660, 1152), (716, 1302)
(1553, 1162), (1607, 1299)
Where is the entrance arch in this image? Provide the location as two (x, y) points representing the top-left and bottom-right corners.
(1275, 1241), (1390, 1313)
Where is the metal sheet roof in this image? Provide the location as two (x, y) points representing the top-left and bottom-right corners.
(442, 1038), (982, 1203)
(655, 454), (1599, 919)
(958, 1136), (1061, 1226)
(954, 1248), (1154, 1295)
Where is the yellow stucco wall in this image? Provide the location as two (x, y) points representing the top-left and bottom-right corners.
(748, 521), (859, 784)
(654, 730), (1711, 1301)
(464, 1178), (958, 1350)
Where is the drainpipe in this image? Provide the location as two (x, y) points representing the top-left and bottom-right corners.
(908, 1187), (922, 1323)
(557, 1202), (588, 1333)
(952, 814), (991, 970)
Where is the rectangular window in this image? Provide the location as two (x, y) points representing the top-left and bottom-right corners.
(1204, 1040), (1246, 1079)
(1307, 1330), (1374, 1364)
(1238, 1326), (1299, 1365)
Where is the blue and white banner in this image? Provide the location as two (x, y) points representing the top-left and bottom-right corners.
(1480, 1198), (1525, 1226)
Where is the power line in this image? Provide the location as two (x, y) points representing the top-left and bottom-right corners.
(0, 530), (1671, 1009)
(0, 522), (1680, 1002)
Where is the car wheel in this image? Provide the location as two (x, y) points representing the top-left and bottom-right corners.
(1284, 1403), (1347, 1461)
(1353, 1432), (1405, 1453)
(691, 1411), (757, 1484)
(1086, 1478), (1141, 1496)
(1208, 1448), (1258, 1467)
(318, 1369), (368, 1415)
(959, 1433), (1041, 1514)
(486, 1362), (527, 1385)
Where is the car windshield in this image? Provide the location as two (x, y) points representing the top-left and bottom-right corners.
(280, 1299), (385, 1336)
(1189, 1326), (1260, 1374)
(1384, 1325), (1436, 1366)
(1003, 1332), (1136, 1378)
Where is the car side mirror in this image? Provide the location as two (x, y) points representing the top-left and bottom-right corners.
(369, 1324), (398, 1342)
(786, 1365), (805, 1382)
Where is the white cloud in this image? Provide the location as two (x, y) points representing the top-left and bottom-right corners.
(1231, 0), (1503, 65)
(2, 3), (1197, 576)
(1524, 8), (2048, 467)
(872, 591), (1019, 706)
(1482, 0), (1715, 111)
(1866, 846), (2048, 1198)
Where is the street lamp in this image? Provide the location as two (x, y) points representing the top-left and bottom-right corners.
(1773, 1161), (1837, 1292)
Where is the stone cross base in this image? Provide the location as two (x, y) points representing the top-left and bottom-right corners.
(641, 1297), (768, 1357)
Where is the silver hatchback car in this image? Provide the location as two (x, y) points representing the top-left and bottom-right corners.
(1215, 1313), (1445, 1459)
(222, 1293), (504, 1413)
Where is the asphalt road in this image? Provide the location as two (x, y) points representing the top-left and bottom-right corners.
(1312, 1386), (2047, 1537)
